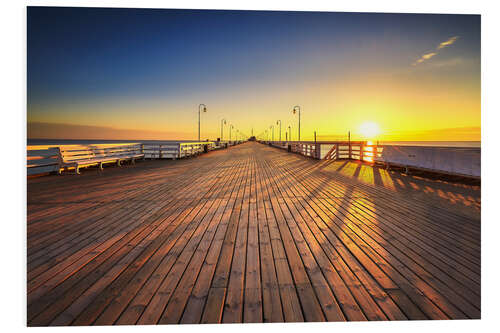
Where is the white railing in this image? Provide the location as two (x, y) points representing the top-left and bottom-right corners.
(262, 140), (479, 178)
(290, 142), (319, 158)
(320, 142), (382, 161)
(262, 140), (382, 161)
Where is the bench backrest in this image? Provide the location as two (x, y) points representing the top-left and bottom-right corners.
(58, 144), (143, 163)
(27, 146), (61, 175)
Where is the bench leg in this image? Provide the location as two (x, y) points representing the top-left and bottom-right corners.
(118, 160), (122, 167)
(75, 166), (80, 175)
(99, 162), (104, 171)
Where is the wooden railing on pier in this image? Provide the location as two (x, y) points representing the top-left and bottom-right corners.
(263, 140), (382, 162)
(319, 142), (383, 161)
(261, 140), (479, 178)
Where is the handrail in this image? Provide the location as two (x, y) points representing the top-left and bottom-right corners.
(260, 140), (479, 178)
(260, 140), (382, 161)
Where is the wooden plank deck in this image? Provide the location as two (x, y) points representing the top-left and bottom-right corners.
(27, 141), (481, 325)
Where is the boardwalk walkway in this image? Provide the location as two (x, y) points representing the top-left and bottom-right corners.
(27, 141), (481, 325)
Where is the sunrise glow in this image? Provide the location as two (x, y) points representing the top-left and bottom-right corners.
(359, 122), (381, 139)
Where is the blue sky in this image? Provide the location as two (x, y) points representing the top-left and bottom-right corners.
(27, 7), (480, 140)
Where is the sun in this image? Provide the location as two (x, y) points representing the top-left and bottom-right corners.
(359, 122), (381, 138)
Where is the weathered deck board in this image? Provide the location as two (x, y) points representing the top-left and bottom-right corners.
(27, 142), (481, 325)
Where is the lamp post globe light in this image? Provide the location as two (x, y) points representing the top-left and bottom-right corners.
(198, 104), (207, 142)
(292, 105), (301, 141)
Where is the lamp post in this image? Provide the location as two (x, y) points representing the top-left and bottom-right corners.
(276, 120), (281, 142)
(270, 125), (274, 141)
(292, 105), (301, 141)
(220, 118), (226, 141)
(265, 129), (268, 141)
(288, 125), (292, 142)
(229, 124), (234, 143)
(198, 104), (207, 142)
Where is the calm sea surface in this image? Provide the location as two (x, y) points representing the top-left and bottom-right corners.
(27, 139), (201, 146)
(378, 141), (480, 148)
(27, 139), (481, 148)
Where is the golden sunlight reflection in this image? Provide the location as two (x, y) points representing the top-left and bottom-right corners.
(363, 145), (374, 162)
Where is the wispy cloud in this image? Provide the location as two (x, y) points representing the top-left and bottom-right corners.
(412, 36), (460, 66)
(415, 52), (437, 64)
(438, 36), (459, 49)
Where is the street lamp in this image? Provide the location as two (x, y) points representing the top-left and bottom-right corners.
(198, 104), (207, 142)
(229, 124), (234, 143)
(276, 120), (281, 142)
(220, 118), (226, 141)
(270, 125), (274, 141)
(288, 125), (292, 142)
(292, 105), (301, 141)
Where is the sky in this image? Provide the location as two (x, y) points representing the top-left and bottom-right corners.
(27, 7), (481, 141)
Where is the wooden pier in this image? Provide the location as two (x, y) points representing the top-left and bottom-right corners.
(27, 141), (480, 325)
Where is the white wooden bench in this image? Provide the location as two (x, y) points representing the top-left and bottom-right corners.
(142, 142), (215, 159)
(27, 147), (61, 176)
(58, 144), (144, 174)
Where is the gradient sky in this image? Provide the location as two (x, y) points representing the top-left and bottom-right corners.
(27, 7), (481, 141)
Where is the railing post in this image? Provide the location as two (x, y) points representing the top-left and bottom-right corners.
(348, 131), (351, 160)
